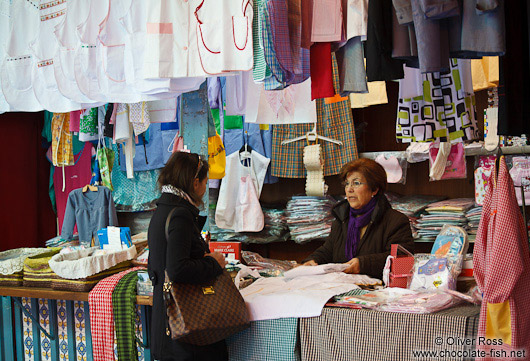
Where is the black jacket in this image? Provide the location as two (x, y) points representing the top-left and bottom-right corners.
(306, 194), (414, 280)
(148, 193), (226, 361)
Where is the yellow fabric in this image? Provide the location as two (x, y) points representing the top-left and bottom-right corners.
(350, 81), (388, 109)
(486, 300), (512, 345)
(51, 113), (74, 167)
(208, 133), (226, 179)
(471, 57), (499, 91)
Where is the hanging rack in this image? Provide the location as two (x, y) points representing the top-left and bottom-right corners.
(281, 123), (343, 146)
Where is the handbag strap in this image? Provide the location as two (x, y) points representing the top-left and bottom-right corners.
(165, 207), (178, 242)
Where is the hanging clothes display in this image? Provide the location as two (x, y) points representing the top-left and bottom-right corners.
(51, 112), (74, 167)
(335, 37), (368, 96)
(215, 150), (269, 231)
(471, 57), (499, 92)
(74, 0), (109, 102)
(267, 0), (310, 86)
(474, 157), (530, 358)
(245, 75), (317, 125)
(396, 59), (478, 143)
(346, 0), (369, 40)
(365, 0), (404, 81)
(143, 0), (252, 79)
(110, 144), (161, 212)
(349, 81), (388, 108)
(96, 0), (142, 104)
(30, 0), (80, 113)
(52, 142), (93, 232)
(53, 0), (101, 106)
(61, 186), (119, 245)
(0, 0), (42, 112)
(252, 0), (272, 82)
(272, 54), (358, 178)
(79, 108), (99, 142)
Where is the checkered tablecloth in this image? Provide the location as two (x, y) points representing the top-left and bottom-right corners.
(299, 305), (480, 361)
(227, 318), (300, 361)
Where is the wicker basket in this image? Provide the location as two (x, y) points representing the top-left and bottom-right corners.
(50, 261), (132, 292)
(0, 248), (51, 286)
(22, 248), (62, 288)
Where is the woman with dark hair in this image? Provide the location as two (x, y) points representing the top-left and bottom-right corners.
(148, 152), (228, 361)
(303, 158), (414, 279)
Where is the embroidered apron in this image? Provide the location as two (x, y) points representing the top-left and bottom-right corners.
(0, 0), (42, 111)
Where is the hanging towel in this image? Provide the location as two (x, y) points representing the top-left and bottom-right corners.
(89, 267), (143, 361)
(113, 269), (143, 361)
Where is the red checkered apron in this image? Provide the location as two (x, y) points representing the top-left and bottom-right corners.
(474, 157), (530, 360)
(89, 267), (143, 361)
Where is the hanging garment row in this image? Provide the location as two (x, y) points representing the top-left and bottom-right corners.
(0, 0), (506, 114)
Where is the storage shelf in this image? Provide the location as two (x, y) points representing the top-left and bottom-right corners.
(360, 145), (530, 161)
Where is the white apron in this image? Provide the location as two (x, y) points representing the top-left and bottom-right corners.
(194, 0), (253, 74)
(0, 0), (13, 113)
(144, 0), (208, 79)
(0, 0), (42, 111)
(53, 0), (101, 106)
(120, 0), (173, 95)
(74, 0), (109, 102)
(97, 0), (143, 103)
(31, 0), (80, 112)
(215, 150), (269, 231)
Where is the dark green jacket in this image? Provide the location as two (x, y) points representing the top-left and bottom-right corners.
(306, 194), (414, 280)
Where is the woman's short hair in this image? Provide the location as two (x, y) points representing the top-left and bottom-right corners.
(158, 152), (209, 206)
(340, 158), (387, 193)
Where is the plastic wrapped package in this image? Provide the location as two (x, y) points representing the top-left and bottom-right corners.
(285, 196), (336, 243)
(377, 291), (462, 314)
(474, 155), (496, 206)
(375, 153), (408, 184)
(408, 253), (464, 291)
(430, 225), (469, 257)
(241, 251), (295, 276)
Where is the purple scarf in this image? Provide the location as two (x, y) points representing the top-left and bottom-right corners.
(345, 196), (378, 259)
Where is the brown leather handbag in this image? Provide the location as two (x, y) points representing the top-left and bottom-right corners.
(163, 208), (250, 345)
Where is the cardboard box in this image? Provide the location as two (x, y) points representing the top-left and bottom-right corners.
(209, 241), (242, 261)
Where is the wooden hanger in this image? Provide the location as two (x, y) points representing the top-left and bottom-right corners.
(82, 184), (98, 192)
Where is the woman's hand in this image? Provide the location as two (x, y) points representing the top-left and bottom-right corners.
(302, 260), (318, 266)
(344, 258), (360, 274)
(205, 252), (227, 268)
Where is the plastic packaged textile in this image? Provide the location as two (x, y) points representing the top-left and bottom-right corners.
(375, 153), (408, 184)
(408, 253), (464, 291)
(430, 225), (469, 258)
(241, 251), (295, 277)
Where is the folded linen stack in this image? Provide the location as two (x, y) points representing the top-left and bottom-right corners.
(414, 198), (475, 241)
(285, 196), (336, 243)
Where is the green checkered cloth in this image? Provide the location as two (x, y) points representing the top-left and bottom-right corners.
(253, 0), (271, 82)
(227, 318), (300, 361)
(271, 54), (358, 178)
(112, 270), (140, 361)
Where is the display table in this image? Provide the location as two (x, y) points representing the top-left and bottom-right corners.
(0, 284), (480, 361)
(300, 305), (480, 361)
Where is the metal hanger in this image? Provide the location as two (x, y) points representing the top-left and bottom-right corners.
(281, 123), (343, 146)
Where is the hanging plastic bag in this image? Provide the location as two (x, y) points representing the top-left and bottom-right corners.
(234, 174), (264, 232)
(474, 155), (496, 206)
(428, 142), (466, 181)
